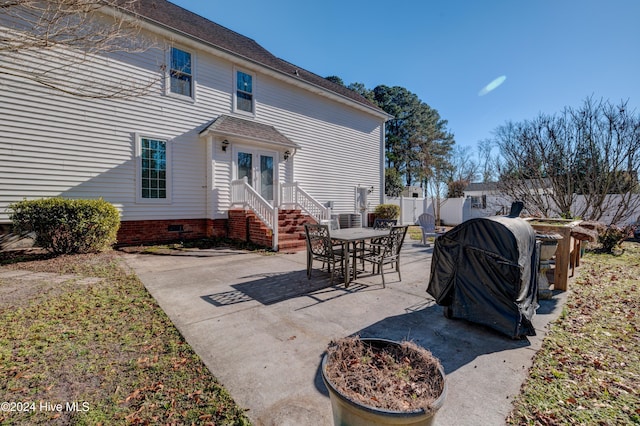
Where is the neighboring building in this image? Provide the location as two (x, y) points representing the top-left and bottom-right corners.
(0, 0), (389, 250)
(437, 182), (512, 225)
(401, 186), (423, 198)
(456, 181), (640, 226)
(462, 182), (511, 218)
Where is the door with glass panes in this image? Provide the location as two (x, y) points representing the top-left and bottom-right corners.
(236, 149), (276, 202)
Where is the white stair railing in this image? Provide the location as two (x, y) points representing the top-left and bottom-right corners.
(281, 182), (330, 222)
(231, 178), (279, 251)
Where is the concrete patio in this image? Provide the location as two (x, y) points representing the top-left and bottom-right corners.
(122, 238), (568, 425)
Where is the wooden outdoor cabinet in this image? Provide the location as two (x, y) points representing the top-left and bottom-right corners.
(527, 219), (582, 292)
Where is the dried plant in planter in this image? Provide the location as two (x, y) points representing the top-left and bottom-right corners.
(324, 336), (444, 413)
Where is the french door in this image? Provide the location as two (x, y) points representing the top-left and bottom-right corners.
(236, 149), (276, 202)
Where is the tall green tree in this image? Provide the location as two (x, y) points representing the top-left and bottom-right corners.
(347, 82), (375, 103)
(370, 85), (454, 193)
(385, 168), (404, 197)
(334, 80), (456, 198)
(325, 75), (345, 86)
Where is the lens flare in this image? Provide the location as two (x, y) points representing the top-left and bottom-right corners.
(478, 75), (507, 96)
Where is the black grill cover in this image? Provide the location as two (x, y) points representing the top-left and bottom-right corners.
(427, 216), (539, 338)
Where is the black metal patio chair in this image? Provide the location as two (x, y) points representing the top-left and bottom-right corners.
(304, 223), (345, 284)
(359, 225), (408, 287)
(372, 218), (397, 230)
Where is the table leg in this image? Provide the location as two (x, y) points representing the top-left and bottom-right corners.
(352, 241), (358, 282)
(344, 242), (351, 287)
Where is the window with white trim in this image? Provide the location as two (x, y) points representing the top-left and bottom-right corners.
(235, 69), (254, 113)
(136, 135), (171, 203)
(470, 195), (486, 209)
(170, 47), (193, 98)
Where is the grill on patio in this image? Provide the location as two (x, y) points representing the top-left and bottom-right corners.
(427, 216), (539, 339)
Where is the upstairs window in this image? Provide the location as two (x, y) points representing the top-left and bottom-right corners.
(235, 70), (254, 113)
(170, 47), (192, 97)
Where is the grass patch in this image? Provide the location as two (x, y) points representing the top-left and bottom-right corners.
(122, 237), (275, 256)
(508, 241), (640, 425)
(0, 251), (250, 425)
(407, 225), (449, 242)
(407, 225), (422, 241)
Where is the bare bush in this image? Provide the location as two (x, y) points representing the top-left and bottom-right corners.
(0, 0), (158, 98)
(494, 97), (640, 225)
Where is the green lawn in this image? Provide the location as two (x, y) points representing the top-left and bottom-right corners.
(0, 251), (250, 425)
(508, 242), (640, 425)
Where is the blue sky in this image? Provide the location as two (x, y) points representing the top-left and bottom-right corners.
(170, 0), (639, 156)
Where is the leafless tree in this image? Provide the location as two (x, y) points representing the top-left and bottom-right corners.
(494, 97), (640, 224)
(424, 165), (448, 226)
(477, 138), (498, 183)
(445, 146), (478, 197)
(0, 0), (158, 98)
(423, 146), (477, 225)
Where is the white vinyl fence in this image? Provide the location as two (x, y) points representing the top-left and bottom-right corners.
(452, 194), (640, 226)
(388, 193), (640, 227)
(385, 196), (431, 225)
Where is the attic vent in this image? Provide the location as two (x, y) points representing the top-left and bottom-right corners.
(168, 224), (184, 232)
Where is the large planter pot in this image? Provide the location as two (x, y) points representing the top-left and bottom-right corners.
(540, 240), (559, 260)
(527, 218), (582, 291)
(321, 338), (446, 426)
(535, 233), (563, 299)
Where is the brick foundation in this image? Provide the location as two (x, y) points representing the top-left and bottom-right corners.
(228, 210), (273, 248)
(117, 218), (227, 246)
(116, 210), (310, 251)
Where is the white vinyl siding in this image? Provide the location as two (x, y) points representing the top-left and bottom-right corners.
(211, 140), (232, 217)
(0, 19), (384, 224)
(0, 41), (212, 222)
(254, 74), (383, 213)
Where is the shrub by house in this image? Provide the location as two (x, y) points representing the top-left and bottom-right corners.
(9, 198), (120, 254)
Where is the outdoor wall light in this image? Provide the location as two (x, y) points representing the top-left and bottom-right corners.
(221, 139), (229, 152)
(284, 150), (291, 160)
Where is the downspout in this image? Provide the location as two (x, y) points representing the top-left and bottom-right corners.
(380, 119), (387, 205)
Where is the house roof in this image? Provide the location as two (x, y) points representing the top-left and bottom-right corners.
(199, 115), (300, 149)
(121, 0), (386, 117)
(465, 182), (499, 192)
(465, 179), (553, 193)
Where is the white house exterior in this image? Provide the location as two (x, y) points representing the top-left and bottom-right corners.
(0, 0), (389, 250)
(461, 182), (513, 220)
